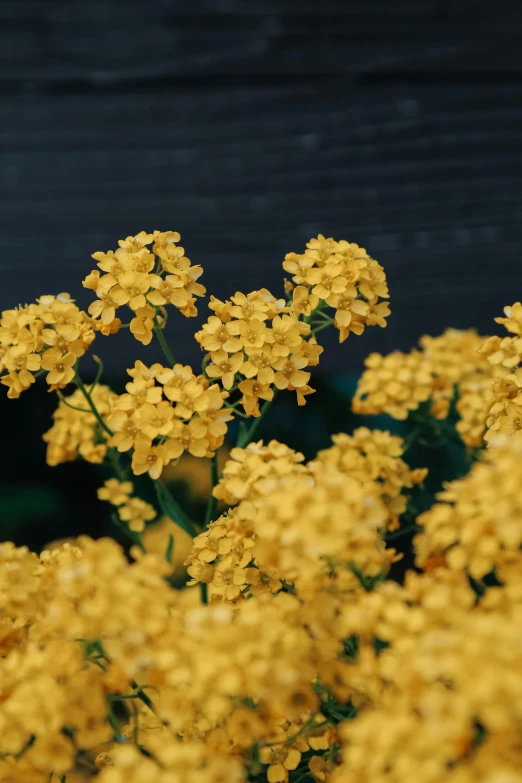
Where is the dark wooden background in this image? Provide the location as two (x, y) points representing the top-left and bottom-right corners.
(1, 0), (522, 373)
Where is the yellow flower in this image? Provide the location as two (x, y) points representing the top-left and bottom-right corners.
(118, 231), (154, 252)
(229, 290), (270, 321)
(117, 375), (163, 411)
(40, 348), (76, 388)
(131, 247), (156, 274)
(107, 410), (140, 451)
(157, 363), (196, 402)
(495, 301), (522, 335)
(172, 378), (211, 420)
(130, 304), (156, 345)
(110, 270), (151, 311)
(195, 316), (242, 353)
(97, 478), (134, 506)
(237, 318), (270, 351)
(268, 314), (304, 357)
(291, 285), (319, 317)
(167, 418), (210, 458)
(206, 349), (243, 389)
(45, 299), (84, 342)
(28, 733), (75, 775)
(240, 346), (276, 386)
(272, 354), (310, 390)
(88, 289), (127, 324)
(131, 435), (170, 479)
(2, 344), (41, 381)
(259, 745), (301, 783)
(282, 252), (315, 283)
(118, 497), (156, 532)
(306, 261), (347, 300)
(238, 379), (274, 416)
(136, 401), (175, 439)
(147, 274), (192, 309)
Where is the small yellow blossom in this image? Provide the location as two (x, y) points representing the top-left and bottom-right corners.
(97, 478), (134, 506)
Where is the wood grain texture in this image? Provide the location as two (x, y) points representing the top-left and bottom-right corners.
(1, 0), (521, 373)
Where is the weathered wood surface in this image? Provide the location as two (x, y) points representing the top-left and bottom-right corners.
(1, 0), (522, 372)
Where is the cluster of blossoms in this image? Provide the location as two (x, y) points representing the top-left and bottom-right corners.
(0, 232), (392, 490)
(331, 559), (522, 783)
(0, 293), (96, 398)
(97, 478), (156, 533)
(283, 235), (390, 342)
(107, 360), (232, 479)
(83, 231), (205, 342)
(480, 303), (522, 444)
(353, 328), (505, 449)
(415, 437), (522, 579)
(6, 229), (522, 783)
(313, 428), (427, 531)
(4, 438), (522, 782)
(186, 435), (409, 601)
(195, 289), (323, 414)
(43, 384), (116, 466)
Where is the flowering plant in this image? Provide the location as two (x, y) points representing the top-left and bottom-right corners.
(1, 231), (521, 783)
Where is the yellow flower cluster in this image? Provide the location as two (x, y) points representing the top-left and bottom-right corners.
(5, 439), (522, 783)
(187, 440), (396, 601)
(332, 561), (522, 783)
(83, 231), (205, 342)
(107, 360), (232, 479)
(283, 235), (390, 342)
(195, 289), (323, 414)
(0, 534), (364, 783)
(98, 479), (156, 532)
(43, 384), (116, 466)
(23, 230), (522, 782)
(480, 303), (522, 444)
(212, 439), (307, 505)
(353, 328), (502, 448)
(314, 428), (427, 530)
(352, 349), (434, 420)
(0, 293), (95, 398)
(415, 439), (522, 579)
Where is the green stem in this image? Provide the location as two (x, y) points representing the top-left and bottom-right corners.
(203, 452), (219, 529)
(74, 373), (113, 437)
(236, 398), (273, 448)
(89, 355), (104, 392)
(224, 400), (249, 418)
(106, 447), (128, 482)
(153, 478), (197, 537)
(384, 523), (421, 541)
(199, 582), (208, 605)
(57, 393), (90, 414)
(311, 320), (333, 335)
(111, 512), (146, 553)
(402, 426), (422, 453)
(153, 313), (176, 366)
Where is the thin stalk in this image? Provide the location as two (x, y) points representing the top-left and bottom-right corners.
(153, 313), (176, 366)
(89, 355), (104, 392)
(236, 398), (273, 447)
(311, 320), (333, 335)
(57, 393), (90, 414)
(74, 373), (113, 437)
(199, 582), (208, 605)
(106, 447), (128, 482)
(203, 452), (219, 529)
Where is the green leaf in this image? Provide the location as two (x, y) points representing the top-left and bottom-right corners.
(154, 479), (197, 537)
(165, 534), (174, 563)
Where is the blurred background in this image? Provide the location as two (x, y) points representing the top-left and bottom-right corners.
(1, 0), (521, 552)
